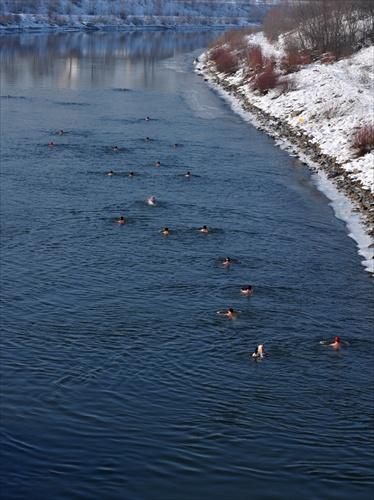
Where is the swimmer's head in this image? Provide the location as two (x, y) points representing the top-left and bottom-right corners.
(228, 308), (233, 313)
(335, 336), (340, 342)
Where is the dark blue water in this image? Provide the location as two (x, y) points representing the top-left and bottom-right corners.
(1, 32), (373, 500)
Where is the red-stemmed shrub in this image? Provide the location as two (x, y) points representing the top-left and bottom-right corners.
(209, 46), (238, 75)
(250, 65), (280, 94)
(280, 50), (310, 73)
(246, 45), (263, 71)
(350, 125), (374, 158)
(209, 46), (225, 62)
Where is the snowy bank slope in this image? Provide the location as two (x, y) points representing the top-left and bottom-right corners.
(195, 32), (374, 272)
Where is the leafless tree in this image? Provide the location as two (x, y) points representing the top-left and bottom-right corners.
(286, 0), (373, 58)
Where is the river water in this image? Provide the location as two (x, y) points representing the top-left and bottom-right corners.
(1, 31), (373, 500)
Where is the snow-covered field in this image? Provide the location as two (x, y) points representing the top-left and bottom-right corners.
(195, 32), (374, 273)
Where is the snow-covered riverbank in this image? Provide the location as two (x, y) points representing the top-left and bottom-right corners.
(195, 32), (374, 274)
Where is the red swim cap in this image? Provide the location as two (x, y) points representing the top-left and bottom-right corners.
(335, 336), (340, 342)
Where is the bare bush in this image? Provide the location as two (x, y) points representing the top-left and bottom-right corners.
(118, 8), (127, 21)
(357, 69), (372, 86)
(321, 104), (342, 120)
(275, 76), (297, 95)
(0, 13), (14, 25)
(280, 49), (311, 73)
(246, 45), (263, 71)
(209, 27), (258, 50)
(250, 65), (280, 94)
(226, 30), (248, 53)
(262, 5), (295, 42)
(210, 46), (238, 74)
(350, 125), (374, 157)
(51, 14), (69, 26)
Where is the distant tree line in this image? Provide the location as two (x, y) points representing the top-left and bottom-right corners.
(0, 0), (274, 27)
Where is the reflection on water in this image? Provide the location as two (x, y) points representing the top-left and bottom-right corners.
(0, 31), (218, 88)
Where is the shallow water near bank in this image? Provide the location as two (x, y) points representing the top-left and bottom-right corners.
(1, 32), (373, 500)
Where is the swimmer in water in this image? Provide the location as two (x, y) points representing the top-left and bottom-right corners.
(252, 344), (265, 358)
(112, 146), (119, 151)
(145, 117), (151, 121)
(59, 130), (64, 135)
(329, 336), (342, 349)
(155, 161), (161, 167)
(144, 137), (151, 142)
(223, 257), (231, 266)
(129, 172), (134, 177)
(147, 196), (156, 206)
(241, 285), (252, 295)
(49, 142), (54, 147)
(161, 227), (170, 235)
(107, 170), (114, 176)
(116, 216), (126, 224)
(172, 143), (178, 147)
(185, 171), (191, 177)
(224, 308), (235, 319)
(199, 225), (209, 233)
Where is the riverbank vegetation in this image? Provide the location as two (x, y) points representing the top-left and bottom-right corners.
(206, 0), (374, 156)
